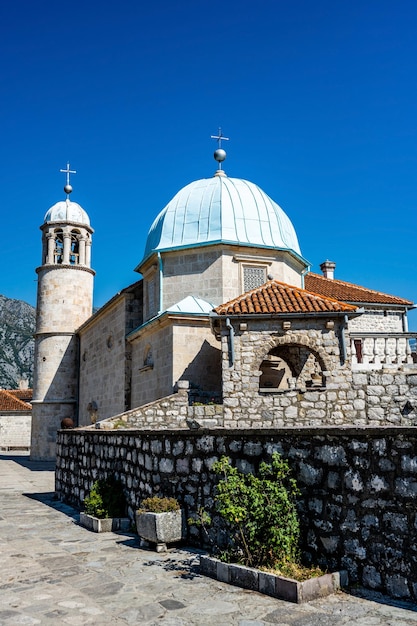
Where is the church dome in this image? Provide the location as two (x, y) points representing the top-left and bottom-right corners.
(44, 199), (90, 226)
(141, 175), (302, 264)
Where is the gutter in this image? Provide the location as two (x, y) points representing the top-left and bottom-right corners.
(157, 252), (163, 315)
(340, 314), (348, 365)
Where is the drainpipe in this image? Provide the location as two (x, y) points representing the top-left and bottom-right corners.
(225, 317), (235, 367)
(301, 265), (310, 290)
(340, 314), (348, 364)
(157, 252), (163, 315)
(403, 310), (409, 332)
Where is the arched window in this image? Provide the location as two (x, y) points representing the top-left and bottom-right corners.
(259, 344), (325, 391)
(70, 230), (80, 265)
(54, 230), (64, 264)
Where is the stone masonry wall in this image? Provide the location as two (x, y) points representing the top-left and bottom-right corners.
(0, 413), (31, 449)
(218, 320), (417, 428)
(94, 385), (224, 430)
(348, 310), (404, 333)
(79, 298), (130, 425)
(100, 368), (417, 431)
(56, 427), (417, 601)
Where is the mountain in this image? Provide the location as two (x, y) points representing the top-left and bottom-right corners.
(0, 295), (35, 389)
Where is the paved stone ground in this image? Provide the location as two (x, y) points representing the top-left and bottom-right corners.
(1, 454), (417, 625)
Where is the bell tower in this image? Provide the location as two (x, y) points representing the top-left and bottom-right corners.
(30, 164), (95, 460)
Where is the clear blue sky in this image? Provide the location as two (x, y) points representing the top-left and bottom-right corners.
(1, 1), (417, 328)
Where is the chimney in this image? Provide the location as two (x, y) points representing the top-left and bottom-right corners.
(320, 260), (336, 280)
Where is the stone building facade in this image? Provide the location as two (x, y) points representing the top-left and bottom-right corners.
(31, 151), (416, 464)
(33, 150), (417, 600)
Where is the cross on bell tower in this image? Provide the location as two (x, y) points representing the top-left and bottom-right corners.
(60, 162), (77, 197)
(211, 127), (229, 173)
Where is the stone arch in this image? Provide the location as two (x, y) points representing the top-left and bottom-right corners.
(257, 333), (331, 391)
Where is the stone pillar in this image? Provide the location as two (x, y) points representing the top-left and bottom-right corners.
(47, 233), (55, 264)
(63, 231), (71, 264)
(85, 239), (92, 268)
(79, 237), (86, 265)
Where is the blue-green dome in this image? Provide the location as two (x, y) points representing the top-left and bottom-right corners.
(141, 175), (303, 264)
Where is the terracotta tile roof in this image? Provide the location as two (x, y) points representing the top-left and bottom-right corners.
(8, 389), (33, 402)
(0, 389), (32, 412)
(305, 273), (414, 306)
(214, 280), (358, 316)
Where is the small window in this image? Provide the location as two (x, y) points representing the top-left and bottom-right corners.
(354, 339), (363, 364)
(243, 265), (267, 292)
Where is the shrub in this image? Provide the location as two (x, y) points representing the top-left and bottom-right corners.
(83, 477), (126, 518)
(138, 496), (180, 513)
(212, 453), (300, 569)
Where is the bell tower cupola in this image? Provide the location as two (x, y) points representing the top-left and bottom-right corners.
(31, 164), (95, 460)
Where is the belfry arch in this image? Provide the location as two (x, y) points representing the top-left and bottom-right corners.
(258, 334), (330, 391)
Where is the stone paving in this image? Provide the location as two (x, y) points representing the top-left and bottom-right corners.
(1, 454), (417, 625)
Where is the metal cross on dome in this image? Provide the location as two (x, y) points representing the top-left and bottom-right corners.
(60, 162), (77, 197)
(211, 127), (229, 148)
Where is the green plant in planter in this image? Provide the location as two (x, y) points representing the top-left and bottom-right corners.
(138, 496), (180, 514)
(83, 477), (126, 518)
(211, 453), (300, 569)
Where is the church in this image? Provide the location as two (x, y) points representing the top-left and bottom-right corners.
(30, 142), (416, 461)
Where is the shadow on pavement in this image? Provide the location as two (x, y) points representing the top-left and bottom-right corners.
(24, 491), (79, 522)
(0, 453), (55, 472)
(348, 587), (417, 613)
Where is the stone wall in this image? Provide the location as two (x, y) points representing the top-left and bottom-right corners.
(78, 284), (143, 425)
(348, 310), (404, 333)
(155, 245), (304, 313)
(0, 413), (31, 449)
(92, 363), (417, 431)
(95, 385), (223, 430)
(218, 319), (417, 428)
(79, 298), (130, 425)
(130, 318), (222, 408)
(56, 426), (417, 601)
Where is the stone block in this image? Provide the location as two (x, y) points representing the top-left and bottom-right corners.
(135, 509), (185, 547)
(216, 560), (230, 583)
(79, 512), (130, 533)
(258, 571), (277, 596)
(229, 563), (259, 590)
(199, 554), (217, 578)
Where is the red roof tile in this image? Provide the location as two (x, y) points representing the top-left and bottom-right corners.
(305, 273), (414, 306)
(214, 280), (358, 316)
(0, 390), (32, 411)
(8, 389), (33, 402)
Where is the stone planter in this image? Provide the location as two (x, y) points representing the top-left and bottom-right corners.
(199, 555), (348, 604)
(135, 509), (185, 552)
(79, 512), (130, 533)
